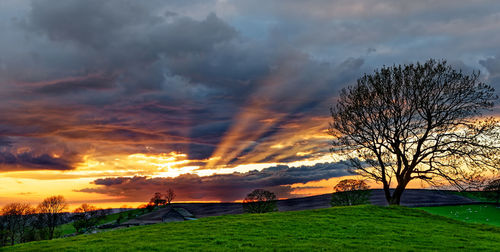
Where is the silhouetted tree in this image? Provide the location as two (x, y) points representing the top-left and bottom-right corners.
(150, 192), (166, 206)
(37, 195), (68, 240)
(165, 188), (176, 205)
(242, 189), (277, 213)
(331, 179), (370, 206)
(484, 178), (500, 205)
(1, 203), (35, 245)
(72, 204), (105, 233)
(330, 59), (500, 205)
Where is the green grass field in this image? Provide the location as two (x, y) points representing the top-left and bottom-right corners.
(5, 205), (500, 251)
(418, 204), (500, 226)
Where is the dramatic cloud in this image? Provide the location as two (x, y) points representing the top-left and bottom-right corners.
(78, 162), (353, 201)
(0, 0), (367, 169)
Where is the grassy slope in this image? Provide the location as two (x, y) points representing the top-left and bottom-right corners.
(418, 204), (500, 226)
(6, 205), (500, 251)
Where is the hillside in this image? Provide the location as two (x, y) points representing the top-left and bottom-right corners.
(134, 189), (476, 220)
(7, 205), (500, 251)
(53, 189), (479, 236)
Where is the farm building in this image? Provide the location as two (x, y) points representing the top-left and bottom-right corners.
(162, 208), (196, 222)
(123, 207), (196, 226)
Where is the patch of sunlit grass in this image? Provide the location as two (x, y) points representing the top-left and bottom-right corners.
(418, 204), (500, 226)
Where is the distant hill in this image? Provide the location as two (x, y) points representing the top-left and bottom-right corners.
(164, 189), (477, 218)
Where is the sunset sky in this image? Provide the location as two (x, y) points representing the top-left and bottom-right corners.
(1, 0), (500, 209)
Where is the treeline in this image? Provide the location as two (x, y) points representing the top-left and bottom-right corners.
(0, 195), (68, 246)
(0, 195), (112, 247)
(0, 189), (180, 247)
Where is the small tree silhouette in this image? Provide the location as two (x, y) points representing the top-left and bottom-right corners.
(165, 188), (176, 205)
(149, 192), (165, 206)
(242, 189), (277, 213)
(331, 179), (370, 206)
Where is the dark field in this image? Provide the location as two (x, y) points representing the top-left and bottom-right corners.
(162, 189), (478, 218)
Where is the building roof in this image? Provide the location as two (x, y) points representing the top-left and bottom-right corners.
(172, 208), (194, 218)
(122, 207), (195, 225)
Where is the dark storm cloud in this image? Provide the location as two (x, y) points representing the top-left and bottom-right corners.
(0, 134), (86, 171)
(78, 162), (352, 201)
(13, 0), (237, 93)
(26, 0), (237, 64)
(27, 0), (162, 48)
(0, 151), (75, 171)
(7, 1), (249, 163)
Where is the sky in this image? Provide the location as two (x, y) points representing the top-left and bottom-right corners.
(1, 0), (500, 209)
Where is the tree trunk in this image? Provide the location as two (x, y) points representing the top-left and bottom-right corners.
(382, 182), (406, 205)
(382, 184), (391, 205)
(389, 186), (405, 205)
(49, 226), (54, 240)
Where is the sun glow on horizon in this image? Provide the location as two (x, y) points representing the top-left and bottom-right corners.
(0, 146), (349, 208)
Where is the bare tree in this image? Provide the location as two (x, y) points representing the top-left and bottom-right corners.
(18, 205), (35, 244)
(1, 203), (35, 245)
(242, 189), (277, 213)
(330, 59), (500, 205)
(37, 195), (68, 240)
(165, 188), (176, 205)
